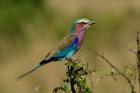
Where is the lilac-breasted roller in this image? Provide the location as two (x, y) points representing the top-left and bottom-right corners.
(15, 18), (96, 80)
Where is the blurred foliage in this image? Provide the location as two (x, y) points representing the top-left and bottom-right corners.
(0, 0), (55, 38)
(0, 0), (53, 61)
(0, 0), (42, 33)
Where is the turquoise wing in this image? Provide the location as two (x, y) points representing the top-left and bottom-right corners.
(55, 37), (78, 58)
(45, 34), (78, 61)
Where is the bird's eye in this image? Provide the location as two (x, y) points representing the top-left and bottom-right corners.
(80, 22), (87, 24)
(77, 22), (88, 25)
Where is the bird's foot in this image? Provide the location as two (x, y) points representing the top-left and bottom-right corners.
(66, 57), (81, 63)
(66, 58), (73, 61)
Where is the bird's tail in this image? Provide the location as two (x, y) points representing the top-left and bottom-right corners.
(15, 64), (41, 81)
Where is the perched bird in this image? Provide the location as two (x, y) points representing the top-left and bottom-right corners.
(15, 18), (96, 81)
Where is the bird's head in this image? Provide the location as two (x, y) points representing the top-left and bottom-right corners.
(70, 18), (96, 33)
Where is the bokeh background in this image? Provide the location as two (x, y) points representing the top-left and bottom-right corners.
(0, 0), (140, 93)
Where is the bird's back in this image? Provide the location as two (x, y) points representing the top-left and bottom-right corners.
(40, 33), (79, 65)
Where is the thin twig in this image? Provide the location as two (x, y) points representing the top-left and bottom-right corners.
(88, 48), (135, 93)
(137, 32), (140, 93)
(129, 48), (137, 55)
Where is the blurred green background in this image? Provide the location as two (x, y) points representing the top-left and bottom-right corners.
(0, 0), (140, 93)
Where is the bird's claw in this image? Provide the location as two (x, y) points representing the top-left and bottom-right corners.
(66, 57), (81, 63)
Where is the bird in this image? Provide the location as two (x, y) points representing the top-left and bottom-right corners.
(15, 18), (96, 81)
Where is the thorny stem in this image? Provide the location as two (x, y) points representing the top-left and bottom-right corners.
(137, 32), (140, 93)
(88, 48), (135, 93)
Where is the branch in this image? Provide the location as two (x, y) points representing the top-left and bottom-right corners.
(137, 32), (140, 93)
(88, 48), (135, 93)
(67, 62), (76, 93)
(129, 48), (137, 55)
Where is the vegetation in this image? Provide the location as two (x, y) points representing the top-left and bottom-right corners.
(53, 59), (93, 93)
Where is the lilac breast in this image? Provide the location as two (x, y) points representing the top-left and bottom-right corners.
(77, 32), (84, 48)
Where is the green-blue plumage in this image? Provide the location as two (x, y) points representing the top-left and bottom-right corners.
(15, 18), (95, 81)
(55, 37), (78, 58)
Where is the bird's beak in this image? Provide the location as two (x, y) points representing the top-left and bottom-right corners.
(88, 20), (96, 25)
(84, 20), (96, 31)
